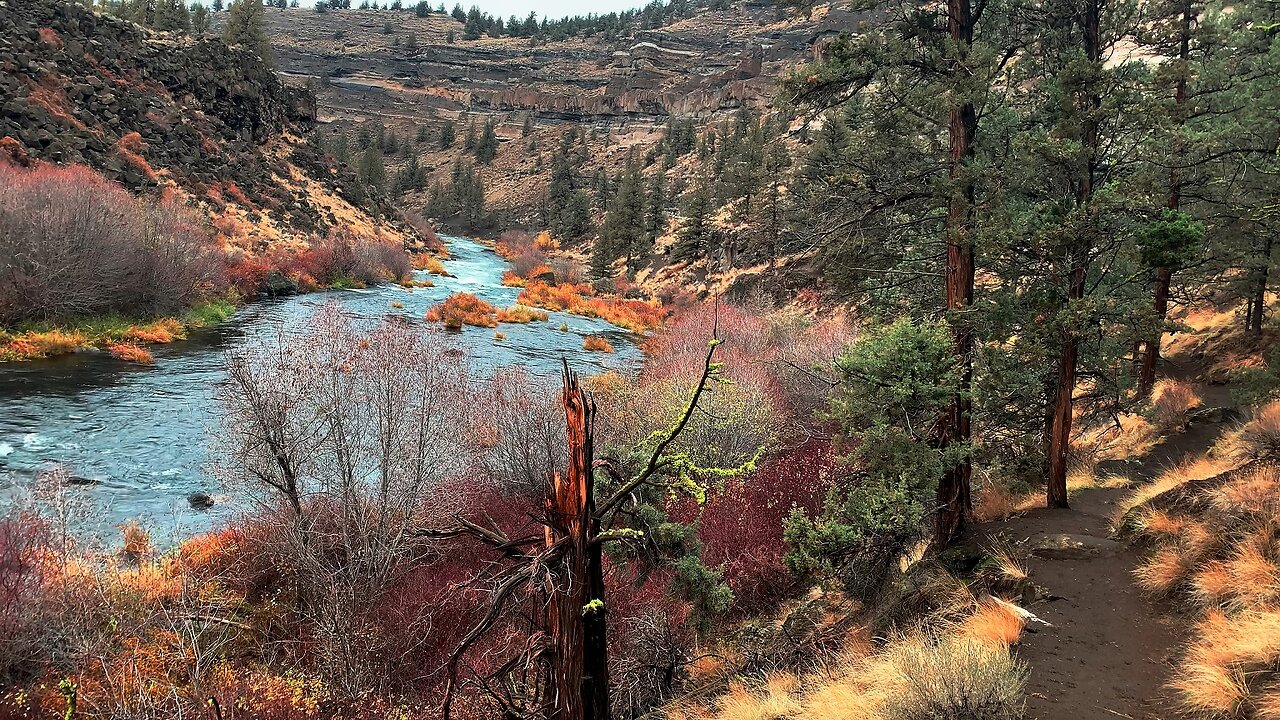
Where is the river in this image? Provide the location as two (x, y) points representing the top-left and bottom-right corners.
(0, 235), (642, 539)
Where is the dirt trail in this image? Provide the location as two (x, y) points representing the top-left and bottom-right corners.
(982, 392), (1233, 720)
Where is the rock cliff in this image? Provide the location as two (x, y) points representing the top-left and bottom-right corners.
(0, 0), (410, 247)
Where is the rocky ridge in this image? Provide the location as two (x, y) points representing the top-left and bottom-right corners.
(0, 0), (413, 248)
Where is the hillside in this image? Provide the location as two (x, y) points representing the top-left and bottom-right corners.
(256, 0), (847, 297)
(0, 0), (418, 250)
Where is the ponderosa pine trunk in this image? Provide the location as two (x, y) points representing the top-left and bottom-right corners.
(545, 368), (611, 720)
(1246, 235), (1272, 334)
(1047, 0), (1101, 509)
(935, 0), (977, 545)
(1138, 0), (1192, 398)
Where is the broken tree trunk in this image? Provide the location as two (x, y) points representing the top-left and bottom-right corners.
(544, 365), (611, 720)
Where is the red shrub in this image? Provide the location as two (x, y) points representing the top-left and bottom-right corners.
(0, 513), (51, 681)
(678, 438), (836, 614)
(36, 27), (63, 49)
(0, 162), (223, 324)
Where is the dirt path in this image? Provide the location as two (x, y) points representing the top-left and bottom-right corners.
(982, 398), (1233, 720)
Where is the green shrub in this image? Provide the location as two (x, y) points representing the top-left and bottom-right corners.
(880, 637), (1028, 720)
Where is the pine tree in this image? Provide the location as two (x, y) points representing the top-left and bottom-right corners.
(438, 120), (456, 149)
(672, 176), (713, 263)
(359, 146), (387, 192)
(595, 155), (647, 277)
(190, 2), (210, 34)
(474, 117), (499, 164)
(546, 140), (591, 239)
(643, 170), (666, 248)
(224, 0), (275, 68)
(332, 129), (350, 165)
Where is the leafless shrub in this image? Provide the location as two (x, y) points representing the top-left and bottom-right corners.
(471, 367), (567, 497)
(214, 303), (474, 697)
(0, 162), (223, 324)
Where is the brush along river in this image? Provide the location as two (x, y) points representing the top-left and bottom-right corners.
(0, 235), (642, 537)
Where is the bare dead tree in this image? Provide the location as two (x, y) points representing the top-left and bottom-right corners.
(427, 326), (740, 720)
(215, 305), (474, 697)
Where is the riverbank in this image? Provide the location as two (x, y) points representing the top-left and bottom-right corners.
(0, 298), (238, 364)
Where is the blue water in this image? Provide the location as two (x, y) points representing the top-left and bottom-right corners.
(0, 236), (641, 537)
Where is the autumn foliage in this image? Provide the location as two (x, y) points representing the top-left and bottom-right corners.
(517, 281), (666, 334)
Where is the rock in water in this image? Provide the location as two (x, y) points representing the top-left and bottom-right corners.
(188, 491), (215, 510)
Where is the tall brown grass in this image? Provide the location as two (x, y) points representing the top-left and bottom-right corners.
(1129, 449), (1280, 717)
(1148, 379), (1203, 430)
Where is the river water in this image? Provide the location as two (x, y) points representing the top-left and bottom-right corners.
(0, 236), (641, 539)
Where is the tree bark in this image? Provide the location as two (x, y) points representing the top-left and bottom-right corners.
(1047, 0), (1101, 509)
(1247, 235), (1273, 333)
(545, 367), (611, 720)
(935, 0), (977, 545)
(1138, 0), (1192, 398)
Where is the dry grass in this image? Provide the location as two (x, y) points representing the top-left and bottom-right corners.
(983, 542), (1028, 583)
(1209, 465), (1280, 515)
(119, 520), (151, 560)
(1114, 454), (1235, 525)
(675, 592), (1029, 720)
(1237, 401), (1280, 459)
(972, 484), (1039, 523)
(1148, 379), (1203, 430)
(426, 292), (498, 329)
(1258, 692), (1280, 720)
(412, 253), (450, 275)
(717, 675), (801, 720)
(1126, 445), (1280, 717)
(583, 336), (614, 353)
(0, 328), (87, 360)
(495, 305), (549, 324)
(960, 599), (1028, 649)
(1131, 508), (1187, 537)
(1169, 655), (1251, 716)
(123, 318), (185, 344)
(1086, 412), (1160, 463)
(107, 343), (155, 364)
(1135, 545), (1195, 597)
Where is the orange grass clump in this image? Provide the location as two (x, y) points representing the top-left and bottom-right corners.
(1149, 379), (1203, 430)
(107, 343), (155, 364)
(962, 598), (1028, 648)
(0, 329), (86, 360)
(496, 305), (549, 324)
(124, 318), (185, 344)
(517, 280), (665, 333)
(1238, 401), (1280, 458)
(413, 253), (450, 276)
(119, 520), (151, 560)
(426, 292), (498, 329)
(116, 132), (158, 182)
(583, 336), (614, 353)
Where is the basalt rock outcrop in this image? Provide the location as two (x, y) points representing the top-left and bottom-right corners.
(265, 0), (862, 131)
(0, 0), (404, 243)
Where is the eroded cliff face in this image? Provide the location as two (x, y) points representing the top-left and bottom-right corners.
(0, 0), (411, 247)
(266, 1), (855, 130)
(258, 1), (854, 232)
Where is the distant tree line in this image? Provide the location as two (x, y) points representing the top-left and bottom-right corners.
(307, 0), (696, 42)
